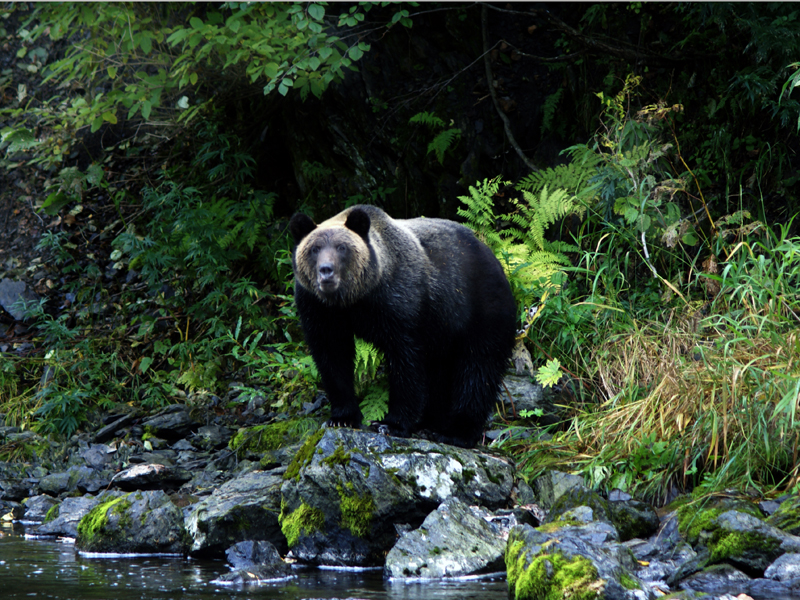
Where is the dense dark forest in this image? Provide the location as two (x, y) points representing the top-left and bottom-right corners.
(1, 2), (800, 503)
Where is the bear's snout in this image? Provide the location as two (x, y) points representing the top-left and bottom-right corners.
(316, 255), (340, 293)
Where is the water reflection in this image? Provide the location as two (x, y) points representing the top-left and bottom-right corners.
(0, 523), (508, 599)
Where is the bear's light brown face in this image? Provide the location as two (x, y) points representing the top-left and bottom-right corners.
(295, 226), (369, 306)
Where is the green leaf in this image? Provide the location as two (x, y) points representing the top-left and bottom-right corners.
(535, 358), (563, 388)
(102, 111), (117, 124)
(264, 62), (280, 79)
(1, 128), (40, 153)
(141, 100), (152, 120)
(308, 3), (325, 21)
(41, 192), (70, 216)
(226, 15), (241, 33)
(108, 66), (118, 79)
(139, 34), (152, 54)
(349, 45), (364, 61)
(139, 356), (154, 374)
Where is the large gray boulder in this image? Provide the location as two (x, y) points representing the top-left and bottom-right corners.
(185, 467), (285, 557)
(34, 494), (118, 538)
(384, 496), (506, 579)
(75, 489), (187, 555)
(279, 427), (516, 567)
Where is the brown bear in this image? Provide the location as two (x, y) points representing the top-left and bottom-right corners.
(289, 204), (516, 448)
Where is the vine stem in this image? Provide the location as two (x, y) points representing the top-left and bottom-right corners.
(481, 4), (538, 173)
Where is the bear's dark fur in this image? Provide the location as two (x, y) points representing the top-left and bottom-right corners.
(289, 205), (516, 448)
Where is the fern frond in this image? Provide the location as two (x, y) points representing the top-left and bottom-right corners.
(428, 128), (461, 164)
(541, 87), (565, 134)
(456, 178), (508, 250)
(409, 111), (446, 129)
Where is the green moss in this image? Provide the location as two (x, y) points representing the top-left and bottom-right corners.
(677, 500), (781, 565)
(322, 443), (351, 467)
(230, 419), (312, 456)
(279, 501), (325, 548)
(506, 541), (603, 600)
(536, 515), (583, 534)
(709, 528), (781, 564)
(767, 496), (800, 535)
(43, 504), (59, 524)
(618, 572), (639, 590)
(676, 504), (724, 545)
(284, 428), (325, 481)
(462, 469), (476, 484)
(337, 484), (375, 538)
(76, 496), (131, 546)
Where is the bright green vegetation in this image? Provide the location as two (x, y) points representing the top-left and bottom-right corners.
(283, 429), (325, 482)
(767, 496), (800, 535)
(279, 501), (325, 548)
(337, 483), (375, 538)
(322, 443), (352, 468)
(229, 418), (318, 457)
(43, 504), (58, 524)
(506, 540), (603, 600)
(676, 500), (780, 565)
(76, 496), (132, 547)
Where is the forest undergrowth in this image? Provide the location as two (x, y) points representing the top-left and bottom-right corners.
(1, 3), (800, 505)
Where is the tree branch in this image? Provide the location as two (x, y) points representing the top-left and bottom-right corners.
(481, 4), (538, 172)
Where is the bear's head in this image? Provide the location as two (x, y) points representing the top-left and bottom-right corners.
(289, 207), (375, 306)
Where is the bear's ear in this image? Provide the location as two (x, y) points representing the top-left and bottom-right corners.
(289, 213), (317, 244)
(344, 208), (371, 239)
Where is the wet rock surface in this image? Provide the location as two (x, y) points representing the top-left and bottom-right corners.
(75, 489), (187, 555)
(212, 540), (295, 585)
(2, 412), (800, 599)
(384, 496), (507, 579)
(280, 427), (516, 567)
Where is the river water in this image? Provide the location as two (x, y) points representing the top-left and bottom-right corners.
(0, 523), (508, 600)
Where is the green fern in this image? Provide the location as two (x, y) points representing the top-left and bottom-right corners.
(428, 128), (461, 164)
(517, 144), (601, 206)
(354, 339), (382, 384)
(354, 339), (388, 424)
(409, 111), (462, 164)
(409, 111), (446, 129)
(541, 87), (565, 135)
(458, 178), (578, 299)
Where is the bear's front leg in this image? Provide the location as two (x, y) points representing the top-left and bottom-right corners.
(296, 293), (362, 428)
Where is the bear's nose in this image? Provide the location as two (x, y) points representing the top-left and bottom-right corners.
(318, 263), (334, 280)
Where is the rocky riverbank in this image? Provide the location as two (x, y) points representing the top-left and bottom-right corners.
(2, 400), (800, 599)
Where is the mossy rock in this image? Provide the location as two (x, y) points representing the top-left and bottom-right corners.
(230, 418), (318, 458)
(678, 500), (800, 572)
(76, 490), (187, 555)
(767, 495), (800, 535)
(506, 523), (648, 600)
(546, 487), (612, 525)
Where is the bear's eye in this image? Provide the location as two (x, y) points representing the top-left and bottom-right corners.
(310, 246), (321, 255)
(337, 244), (347, 253)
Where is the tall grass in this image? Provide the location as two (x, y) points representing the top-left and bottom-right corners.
(505, 219), (800, 504)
